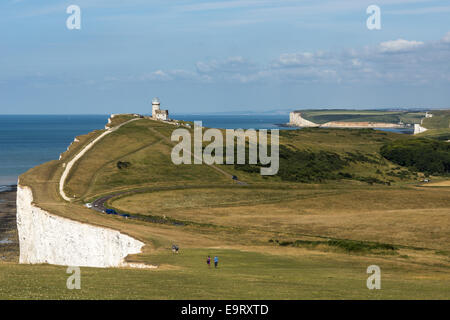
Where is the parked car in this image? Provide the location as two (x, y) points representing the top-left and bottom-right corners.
(105, 209), (118, 215)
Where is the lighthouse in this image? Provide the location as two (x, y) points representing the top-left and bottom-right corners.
(152, 97), (160, 118)
(151, 97), (169, 121)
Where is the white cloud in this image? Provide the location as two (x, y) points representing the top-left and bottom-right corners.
(276, 52), (315, 67)
(442, 31), (450, 43)
(351, 59), (362, 67)
(196, 56), (254, 75)
(96, 32), (450, 87)
(386, 5), (450, 15)
(379, 39), (424, 53)
(139, 70), (172, 81)
(177, 0), (273, 12)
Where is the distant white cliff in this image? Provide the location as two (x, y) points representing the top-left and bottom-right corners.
(289, 112), (319, 127)
(289, 111), (407, 129)
(413, 123), (428, 135)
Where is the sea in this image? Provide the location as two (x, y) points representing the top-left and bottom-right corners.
(0, 114), (412, 189)
(173, 114), (294, 130)
(0, 115), (109, 187)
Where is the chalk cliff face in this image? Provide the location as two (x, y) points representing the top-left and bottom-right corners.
(413, 123), (428, 135)
(16, 185), (144, 268)
(289, 112), (319, 127)
(289, 112), (406, 129)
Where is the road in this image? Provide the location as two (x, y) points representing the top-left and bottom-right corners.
(69, 119), (249, 213)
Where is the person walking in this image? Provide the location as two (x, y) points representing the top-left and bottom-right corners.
(206, 256), (211, 268)
(214, 256), (218, 268)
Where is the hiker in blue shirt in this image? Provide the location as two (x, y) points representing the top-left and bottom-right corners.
(214, 256), (218, 268)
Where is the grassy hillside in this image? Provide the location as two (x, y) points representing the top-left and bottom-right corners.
(64, 119), (232, 202)
(419, 110), (450, 141)
(422, 110), (450, 129)
(3, 114), (449, 299)
(65, 120), (421, 201)
(381, 138), (450, 175)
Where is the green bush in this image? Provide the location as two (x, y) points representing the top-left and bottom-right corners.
(380, 138), (450, 175)
(233, 144), (391, 184)
(117, 161), (131, 170)
(234, 145), (348, 182)
(271, 238), (397, 254)
(327, 239), (396, 252)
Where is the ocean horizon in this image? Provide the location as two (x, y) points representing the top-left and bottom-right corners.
(0, 114), (298, 186)
(0, 115), (109, 186)
(0, 114), (412, 187)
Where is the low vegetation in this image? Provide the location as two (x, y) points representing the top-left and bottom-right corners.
(270, 238), (397, 254)
(380, 138), (450, 175)
(116, 161), (131, 170)
(419, 110), (450, 140)
(422, 110), (450, 130)
(236, 145), (347, 182)
(234, 136), (394, 184)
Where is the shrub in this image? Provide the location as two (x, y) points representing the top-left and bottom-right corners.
(117, 161), (131, 170)
(234, 145), (348, 183)
(380, 139), (450, 175)
(271, 238), (397, 254)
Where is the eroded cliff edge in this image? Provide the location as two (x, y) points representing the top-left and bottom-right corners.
(16, 184), (145, 268)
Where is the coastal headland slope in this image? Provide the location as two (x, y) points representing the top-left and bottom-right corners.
(1, 114), (449, 299)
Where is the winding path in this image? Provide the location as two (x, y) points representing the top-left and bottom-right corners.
(59, 118), (140, 202)
(61, 117), (247, 206)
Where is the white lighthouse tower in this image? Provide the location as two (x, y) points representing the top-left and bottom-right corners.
(152, 97), (160, 118)
(151, 97), (169, 121)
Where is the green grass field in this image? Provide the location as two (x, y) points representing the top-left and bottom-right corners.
(422, 110), (450, 129)
(418, 110), (450, 141)
(1, 247), (449, 300)
(2, 114), (449, 300)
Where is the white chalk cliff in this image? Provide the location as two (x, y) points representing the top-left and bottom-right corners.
(16, 185), (145, 268)
(413, 123), (428, 135)
(289, 112), (319, 127)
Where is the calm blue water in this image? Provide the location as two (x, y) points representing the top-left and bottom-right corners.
(0, 114), (412, 187)
(0, 115), (109, 186)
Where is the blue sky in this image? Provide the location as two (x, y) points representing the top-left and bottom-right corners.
(1, 0), (449, 114)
